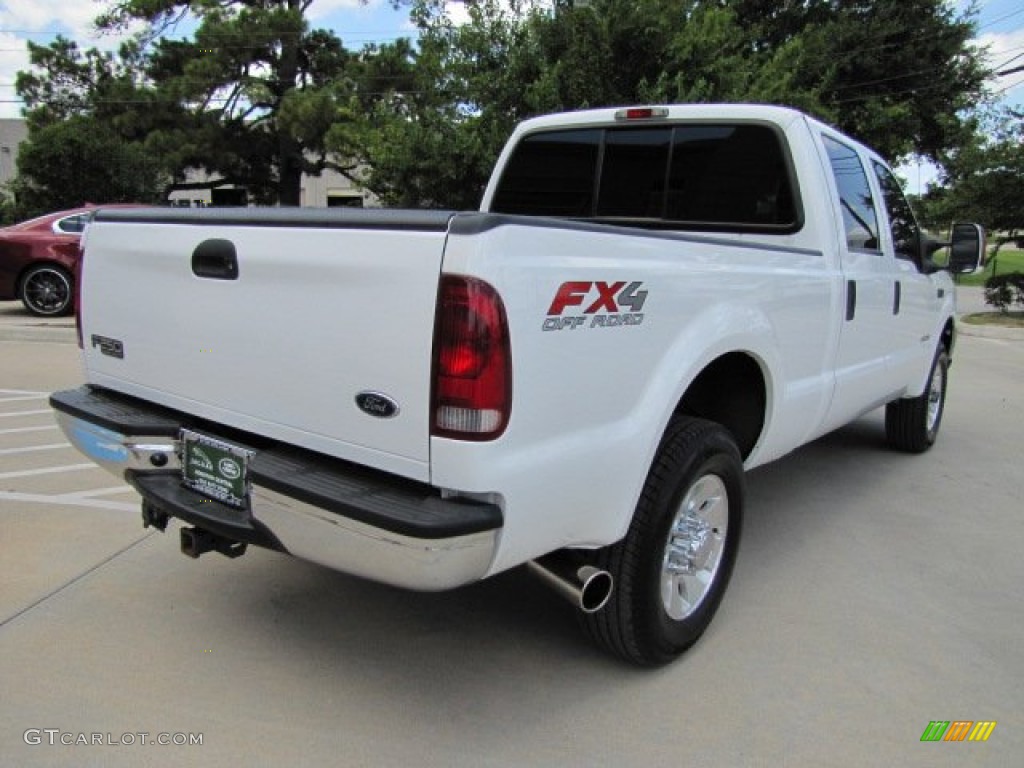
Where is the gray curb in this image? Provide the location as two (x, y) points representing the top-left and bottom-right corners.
(956, 319), (1024, 341)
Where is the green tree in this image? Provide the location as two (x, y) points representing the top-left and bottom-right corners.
(724, 0), (987, 162)
(10, 37), (171, 217)
(95, 0), (365, 205)
(9, 116), (165, 217)
(338, 1), (536, 208)
(13, 34), (202, 213)
(919, 109), (1024, 258)
(354, 0), (988, 208)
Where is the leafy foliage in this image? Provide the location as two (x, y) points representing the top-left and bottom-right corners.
(918, 109), (1024, 243)
(9, 0), (993, 211)
(350, 0), (988, 207)
(983, 273), (1024, 313)
(9, 116), (165, 216)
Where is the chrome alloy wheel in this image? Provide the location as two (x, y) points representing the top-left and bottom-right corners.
(661, 474), (729, 621)
(925, 358), (945, 434)
(22, 267), (72, 316)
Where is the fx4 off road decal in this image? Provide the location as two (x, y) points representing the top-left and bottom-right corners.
(543, 281), (647, 331)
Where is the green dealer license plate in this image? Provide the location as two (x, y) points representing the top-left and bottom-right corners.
(181, 429), (253, 508)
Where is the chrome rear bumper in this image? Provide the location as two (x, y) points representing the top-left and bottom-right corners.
(51, 386), (501, 591)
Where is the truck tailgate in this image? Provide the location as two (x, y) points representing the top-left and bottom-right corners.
(80, 207), (453, 482)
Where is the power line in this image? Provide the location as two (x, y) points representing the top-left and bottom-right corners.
(994, 75), (1024, 95)
(977, 7), (1024, 31)
(994, 50), (1024, 71)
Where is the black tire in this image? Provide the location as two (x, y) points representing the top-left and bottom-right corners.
(885, 346), (949, 453)
(582, 416), (744, 666)
(19, 265), (73, 317)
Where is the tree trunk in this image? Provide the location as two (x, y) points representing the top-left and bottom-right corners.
(278, 137), (303, 206)
(276, 0), (303, 206)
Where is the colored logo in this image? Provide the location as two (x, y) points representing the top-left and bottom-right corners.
(543, 280), (648, 331)
(920, 721), (996, 742)
(218, 457), (241, 480)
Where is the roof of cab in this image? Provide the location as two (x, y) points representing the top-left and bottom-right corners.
(511, 103), (809, 135)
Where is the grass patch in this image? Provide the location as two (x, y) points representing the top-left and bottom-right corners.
(955, 248), (1024, 287)
(961, 311), (1024, 328)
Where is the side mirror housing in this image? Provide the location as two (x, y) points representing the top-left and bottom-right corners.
(947, 223), (986, 274)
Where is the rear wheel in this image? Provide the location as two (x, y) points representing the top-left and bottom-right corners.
(20, 265), (73, 317)
(885, 346), (949, 453)
(582, 416), (744, 666)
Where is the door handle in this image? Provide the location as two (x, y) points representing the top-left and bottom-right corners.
(846, 280), (857, 321)
(192, 239), (239, 280)
(893, 281), (901, 315)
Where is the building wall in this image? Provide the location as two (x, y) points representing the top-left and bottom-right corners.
(0, 119), (28, 190)
(301, 166), (375, 208)
(167, 165), (375, 208)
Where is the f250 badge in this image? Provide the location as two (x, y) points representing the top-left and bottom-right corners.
(543, 281), (647, 332)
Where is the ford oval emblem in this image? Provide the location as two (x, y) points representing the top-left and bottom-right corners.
(355, 391), (400, 419)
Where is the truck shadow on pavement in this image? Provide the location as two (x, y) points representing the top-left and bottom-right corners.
(177, 411), (917, 685)
(48, 406), (961, 754)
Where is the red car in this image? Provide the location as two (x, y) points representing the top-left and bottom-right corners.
(0, 206), (114, 316)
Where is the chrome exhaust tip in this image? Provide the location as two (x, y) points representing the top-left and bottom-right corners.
(527, 552), (613, 614)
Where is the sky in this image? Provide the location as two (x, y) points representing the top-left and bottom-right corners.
(0, 0), (1021, 191)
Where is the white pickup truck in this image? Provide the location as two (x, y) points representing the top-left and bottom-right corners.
(51, 105), (984, 665)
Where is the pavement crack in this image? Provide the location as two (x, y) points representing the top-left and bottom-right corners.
(0, 530), (156, 630)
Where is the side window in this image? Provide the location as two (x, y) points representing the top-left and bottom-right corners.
(823, 136), (880, 252)
(490, 129), (600, 217)
(873, 162), (921, 263)
(666, 124), (797, 228)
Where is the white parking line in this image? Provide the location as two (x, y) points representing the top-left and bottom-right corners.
(0, 425), (59, 435)
(0, 409), (53, 419)
(0, 463), (97, 481)
(0, 395), (50, 404)
(0, 389), (48, 396)
(0, 490), (137, 512)
(58, 486), (135, 500)
(0, 443), (70, 457)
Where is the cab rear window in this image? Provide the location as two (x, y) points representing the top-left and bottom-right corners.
(492, 123), (800, 233)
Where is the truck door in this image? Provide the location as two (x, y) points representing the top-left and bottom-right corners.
(820, 134), (905, 429)
(870, 160), (941, 389)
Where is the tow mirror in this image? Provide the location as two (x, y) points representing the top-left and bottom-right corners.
(947, 223), (986, 274)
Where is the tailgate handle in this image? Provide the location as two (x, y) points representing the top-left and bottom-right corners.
(192, 239), (238, 280)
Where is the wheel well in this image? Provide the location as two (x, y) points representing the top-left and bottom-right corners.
(942, 318), (955, 356)
(674, 352), (766, 460)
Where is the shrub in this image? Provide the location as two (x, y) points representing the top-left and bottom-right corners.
(984, 273), (1024, 312)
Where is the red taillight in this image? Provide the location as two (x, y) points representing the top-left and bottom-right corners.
(432, 275), (511, 440)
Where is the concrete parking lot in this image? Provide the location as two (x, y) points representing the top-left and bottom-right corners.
(0, 299), (1021, 767)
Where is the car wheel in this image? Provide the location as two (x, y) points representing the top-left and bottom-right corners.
(19, 265), (73, 317)
(582, 416), (744, 666)
(885, 346), (949, 453)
